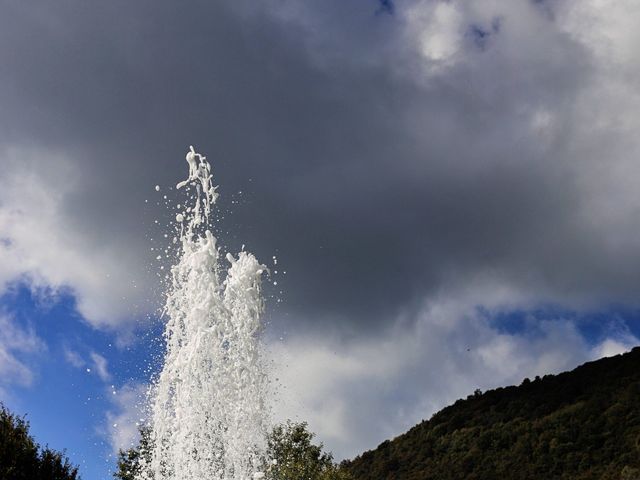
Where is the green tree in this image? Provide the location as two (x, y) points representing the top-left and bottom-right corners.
(38, 448), (80, 480)
(114, 427), (152, 480)
(266, 421), (352, 480)
(0, 403), (79, 480)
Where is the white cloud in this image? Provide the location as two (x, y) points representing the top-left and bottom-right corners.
(0, 146), (153, 329)
(588, 320), (637, 359)
(0, 313), (45, 390)
(63, 347), (86, 368)
(104, 382), (149, 455)
(591, 339), (634, 359)
(90, 352), (112, 382)
(64, 348), (113, 382)
(406, 1), (462, 65)
(559, 0), (640, 71)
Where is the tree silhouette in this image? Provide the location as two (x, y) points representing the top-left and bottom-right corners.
(0, 403), (79, 480)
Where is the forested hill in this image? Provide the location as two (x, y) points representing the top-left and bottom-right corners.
(344, 347), (640, 480)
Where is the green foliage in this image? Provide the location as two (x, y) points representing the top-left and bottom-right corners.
(0, 403), (79, 480)
(266, 421), (353, 480)
(345, 346), (640, 480)
(114, 427), (152, 480)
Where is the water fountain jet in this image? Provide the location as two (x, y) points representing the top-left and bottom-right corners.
(138, 147), (269, 480)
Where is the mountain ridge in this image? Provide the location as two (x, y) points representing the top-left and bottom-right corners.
(343, 346), (640, 480)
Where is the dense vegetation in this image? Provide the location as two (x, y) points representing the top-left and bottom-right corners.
(114, 421), (352, 480)
(113, 427), (150, 480)
(0, 403), (79, 480)
(266, 421), (352, 480)
(345, 347), (640, 480)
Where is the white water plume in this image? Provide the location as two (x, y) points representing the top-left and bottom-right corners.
(139, 146), (269, 480)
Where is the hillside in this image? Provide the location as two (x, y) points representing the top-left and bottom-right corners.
(344, 347), (640, 480)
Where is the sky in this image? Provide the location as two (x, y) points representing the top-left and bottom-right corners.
(1, 0), (640, 478)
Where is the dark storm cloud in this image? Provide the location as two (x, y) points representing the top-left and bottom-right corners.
(1, 0), (640, 332)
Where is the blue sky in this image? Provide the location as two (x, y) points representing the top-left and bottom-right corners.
(0, 286), (161, 479)
(1, 1), (640, 478)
